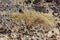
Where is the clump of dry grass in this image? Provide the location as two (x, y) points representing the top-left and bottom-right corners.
(10, 11), (56, 27)
(13, 0), (24, 4)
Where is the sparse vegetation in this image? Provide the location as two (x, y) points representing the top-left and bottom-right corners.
(0, 0), (60, 40)
(13, 0), (25, 4)
(13, 0), (24, 2)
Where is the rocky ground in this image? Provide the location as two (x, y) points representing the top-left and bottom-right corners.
(0, 0), (60, 40)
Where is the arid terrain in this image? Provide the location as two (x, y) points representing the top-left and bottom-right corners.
(0, 0), (60, 40)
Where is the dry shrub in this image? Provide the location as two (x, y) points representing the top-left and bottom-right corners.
(13, 0), (24, 3)
(13, 0), (25, 5)
(10, 11), (56, 28)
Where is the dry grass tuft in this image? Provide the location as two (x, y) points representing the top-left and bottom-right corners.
(13, 0), (24, 4)
(10, 11), (56, 27)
